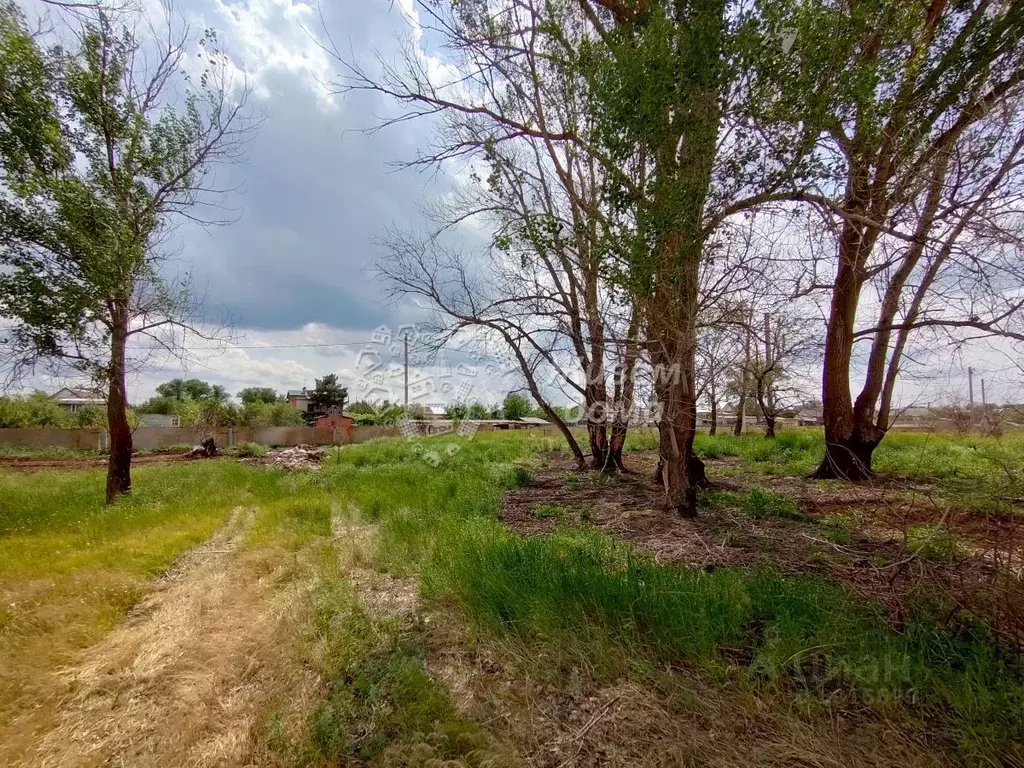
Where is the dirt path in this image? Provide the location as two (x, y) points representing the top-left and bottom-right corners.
(0, 452), (186, 471)
(25, 508), (319, 768)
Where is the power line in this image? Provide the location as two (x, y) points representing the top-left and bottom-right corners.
(171, 339), (452, 351)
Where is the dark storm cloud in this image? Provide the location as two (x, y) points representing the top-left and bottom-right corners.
(172, 1), (452, 332)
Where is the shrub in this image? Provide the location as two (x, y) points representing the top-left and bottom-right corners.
(502, 465), (535, 488)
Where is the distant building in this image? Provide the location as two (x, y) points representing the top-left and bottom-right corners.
(138, 413), (180, 428)
(286, 388), (313, 413)
(314, 407), (353, 431)
(50, 386), (105, 412)
(795, 405), (823, 426)
(891, 406), (933, 425)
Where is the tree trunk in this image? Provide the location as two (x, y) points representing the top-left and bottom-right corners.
(651, 315), (702, 516)
(587, 419), (610, 470)
(764, 414), (776, 439)
(732, 395), (745, 435)
(814, 428), (881, 481)
(105, 311), (132, 504)
(734, 318), (749, 436)
(708, 375), (718, 436)
(814, 206), (883, 480)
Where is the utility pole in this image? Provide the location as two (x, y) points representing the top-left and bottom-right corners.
(981, 378), (987, 406)
(968, 367), (975, 406)
(404, 335), (409, 413)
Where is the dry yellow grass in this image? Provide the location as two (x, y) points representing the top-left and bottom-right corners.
(23, 508), (322, 768)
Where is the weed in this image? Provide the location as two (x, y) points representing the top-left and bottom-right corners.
(744, 489), (802, 519)
(822, 514), (854, 544)
(564, 472), (582, 491)
(233, 441), (268, 458)
(503, 465), (535, 489)
(906, 524), (962, 562)
(698, 490), (745, 511)
(532, 504), (567, 518)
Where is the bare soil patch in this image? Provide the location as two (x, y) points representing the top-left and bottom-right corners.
(503, 452), (1024, 643)
(0, 452), (189, 471)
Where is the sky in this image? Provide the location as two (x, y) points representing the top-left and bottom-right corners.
(18, 0), (511, 406)
(11, 0), (1023, 409)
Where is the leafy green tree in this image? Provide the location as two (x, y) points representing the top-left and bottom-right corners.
(467, 402), (490, 420)
(237, 387), (280, 406)
(444, 402), (469, 420)
(0, 393), (69, 427)
(502, 393), (531, 420)
(310, 374), (348, 415)
(0, 5), (254, 502)
(136, 395), (179, 415)
(156, 379), (228, 402)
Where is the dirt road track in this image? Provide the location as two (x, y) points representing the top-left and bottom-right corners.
(26, 508), (318, 768)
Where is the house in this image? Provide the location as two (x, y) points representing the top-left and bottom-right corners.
(138, 413), (180, 428)
(891, 406), (933, 425)
(286, 388), (313, 413)
(795, 405), (823, 426)
(314, 406), (353, 430)
(50, 386), (105, 412)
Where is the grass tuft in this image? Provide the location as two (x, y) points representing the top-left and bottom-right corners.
(744, 489), (803, 519)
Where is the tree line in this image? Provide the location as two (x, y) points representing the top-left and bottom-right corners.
(335, 0), (1024, 516)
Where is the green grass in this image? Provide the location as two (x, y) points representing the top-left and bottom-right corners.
(743, 489), (804, 519)
(4, 429), (1024, 763)
(0, 444), (100, 458)
(906, 524), (963, 563)
(271, 565), (506, 766)
(822, 513), (855, 544)
(307, 433), (1024, 761)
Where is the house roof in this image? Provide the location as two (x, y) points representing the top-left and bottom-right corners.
(518, 417), (550, 424)
(286, 389), (310, 397)
(51, 386), (105, 404)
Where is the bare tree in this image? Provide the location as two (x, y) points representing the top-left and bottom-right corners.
(333, 0), (823, 515)
(743, 310), (818, 438)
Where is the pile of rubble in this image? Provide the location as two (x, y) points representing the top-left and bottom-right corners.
(183, 438), (218, 459)
(259, 444), (326, 471)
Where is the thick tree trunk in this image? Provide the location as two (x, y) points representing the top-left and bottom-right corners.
(651, 323), (702, 516)
(587, 419), (610, 470)
(105, 313), (132, 504)
(608, 425), (627, 472)
(654, 450), (708, 490)
(815, 200), (883, 480)
(814, 427), (882, 481)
